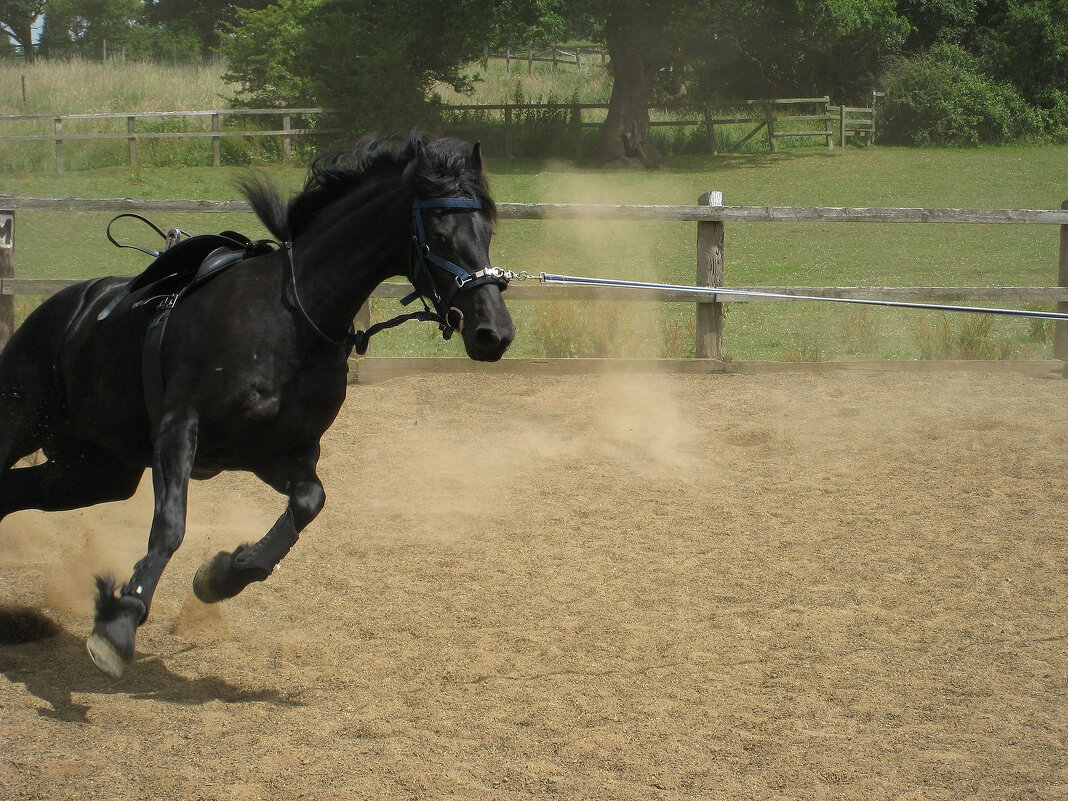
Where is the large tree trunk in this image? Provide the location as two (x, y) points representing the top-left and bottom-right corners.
(9, 23), (36, 63)
(599, 11), (668, 167)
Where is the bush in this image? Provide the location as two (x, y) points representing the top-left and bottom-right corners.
(879, 44), (1044, 146)
(124, 25), (203, 64)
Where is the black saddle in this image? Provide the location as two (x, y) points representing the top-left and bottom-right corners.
(97, 214), (279, 425)
(98, 224), (276, 321)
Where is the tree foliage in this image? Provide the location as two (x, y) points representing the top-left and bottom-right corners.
(984, 0), (1068, 107)
(703, 1), (909, 103)
(40, 0), (140, 53)
(8, 0), (1068, 151)
(0, 0), (46, 61)
(223, 0), (495, 128)
(880, 42), (1043, 145)
(221, 0), (314, 107)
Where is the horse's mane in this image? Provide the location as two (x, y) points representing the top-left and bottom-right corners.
(239, 132), (495, 243)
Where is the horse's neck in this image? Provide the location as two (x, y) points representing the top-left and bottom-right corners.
(290, 193), (408, 339)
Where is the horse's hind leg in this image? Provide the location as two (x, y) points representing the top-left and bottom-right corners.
(0, 445), (144, 521)
(193, 442), (324, 603)
(87, 411), (198, 679)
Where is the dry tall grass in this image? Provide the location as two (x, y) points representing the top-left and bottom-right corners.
(0, 58), (235, 116)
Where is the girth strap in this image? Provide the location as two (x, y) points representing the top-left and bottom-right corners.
(142, 246), (263, 426)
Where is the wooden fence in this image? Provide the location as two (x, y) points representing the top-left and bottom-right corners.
(0, 97), (876, 171)
(1, 195), (1066, 362)
(0, 108), (339, 172)
(484, 43), (609, 72)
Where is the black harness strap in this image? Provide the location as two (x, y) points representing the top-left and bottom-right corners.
(350, 310), (445, 355)
(141, 246), (259, 423)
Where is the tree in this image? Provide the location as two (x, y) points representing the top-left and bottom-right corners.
(984, 0), (1068, 107)
(222, 0), (315, 106)
(548, 0), (711, 166)
(224, 0), (496, 129)
(145, 0), (273, 58)
(41, 0), (140, 55)
(490, 0), (568, 47)
(703, 1), (908, 102)
(597, 1), (704, 166)
(0, 0), (46, 62)
(562, 0), (907, 165)
(897, 0), (980, 51)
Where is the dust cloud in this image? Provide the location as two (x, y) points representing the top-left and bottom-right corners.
(0, 471), (281, 620)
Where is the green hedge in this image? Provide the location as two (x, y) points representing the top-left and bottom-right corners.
(879, 44), (1046, 146)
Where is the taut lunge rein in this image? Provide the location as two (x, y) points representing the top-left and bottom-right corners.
(519, 273), (1068, 322)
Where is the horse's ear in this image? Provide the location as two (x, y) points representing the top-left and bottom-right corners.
(471, 141), (482, 172)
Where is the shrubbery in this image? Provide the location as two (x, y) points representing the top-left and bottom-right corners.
(879, 44), (1047, 146)
(123, 25), (203, 63)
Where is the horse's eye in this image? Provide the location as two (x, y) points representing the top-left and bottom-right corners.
(435, 235), (448, 246)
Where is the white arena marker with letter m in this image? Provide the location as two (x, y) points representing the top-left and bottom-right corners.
(0, 212), (12, 248)
(0, 210), (13, 346)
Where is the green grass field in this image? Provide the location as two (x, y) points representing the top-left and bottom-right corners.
(3, 144), (1066, 361)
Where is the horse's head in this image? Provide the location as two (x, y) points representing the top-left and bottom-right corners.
(404, 139), (515, 362)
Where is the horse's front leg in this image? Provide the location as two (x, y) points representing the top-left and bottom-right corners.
(87, 411), (199, 679)
(192, 442), (324, 604)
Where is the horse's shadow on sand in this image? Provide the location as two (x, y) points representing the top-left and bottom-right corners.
(0, 609), (302, 723)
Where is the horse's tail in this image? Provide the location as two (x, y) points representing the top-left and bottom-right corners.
(237, 174), (291, 243)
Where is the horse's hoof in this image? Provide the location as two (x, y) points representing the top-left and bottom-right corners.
(86, 611), (138, 678)
(193, 547), (270, 604)
(192, 550), (233, 603)
(86, 631), (127, 679)
(87, 577), (143, 678)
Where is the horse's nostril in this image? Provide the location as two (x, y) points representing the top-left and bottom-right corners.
(474, 326), (502, 349)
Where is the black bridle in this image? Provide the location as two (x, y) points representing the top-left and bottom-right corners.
(346, 196), (510, 355)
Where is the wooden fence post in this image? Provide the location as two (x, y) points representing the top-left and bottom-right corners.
(704, 107), (716, 154)
(871, 91), (882, 143)
(527, 42), (534, 76)
(1056, 199), (1068, 360)
(211, 112), (221, 168)
(504, 104), (515, 158)
(127, 115), (138, 169)
(824, 98), (833, 148)
(282, 113), (292, 159)
(569, 104), (582, 159)
(0, 210), (13, 348)
(697, 191), (724, 359)
(505, 44), (511, 72)
(54, 117), (63, 172)
(839, 105), (846, 147)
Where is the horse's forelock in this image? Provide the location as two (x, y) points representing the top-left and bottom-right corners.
(406, 135), (496, 218)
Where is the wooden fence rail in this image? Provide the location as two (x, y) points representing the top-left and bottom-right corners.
(0, 97), (876, 169)
(0, 108), (339, 171)
(485, 43), (609, 72)
(1, 196), (1066, 360)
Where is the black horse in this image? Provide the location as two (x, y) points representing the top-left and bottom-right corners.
(0, 133), (515, 678)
